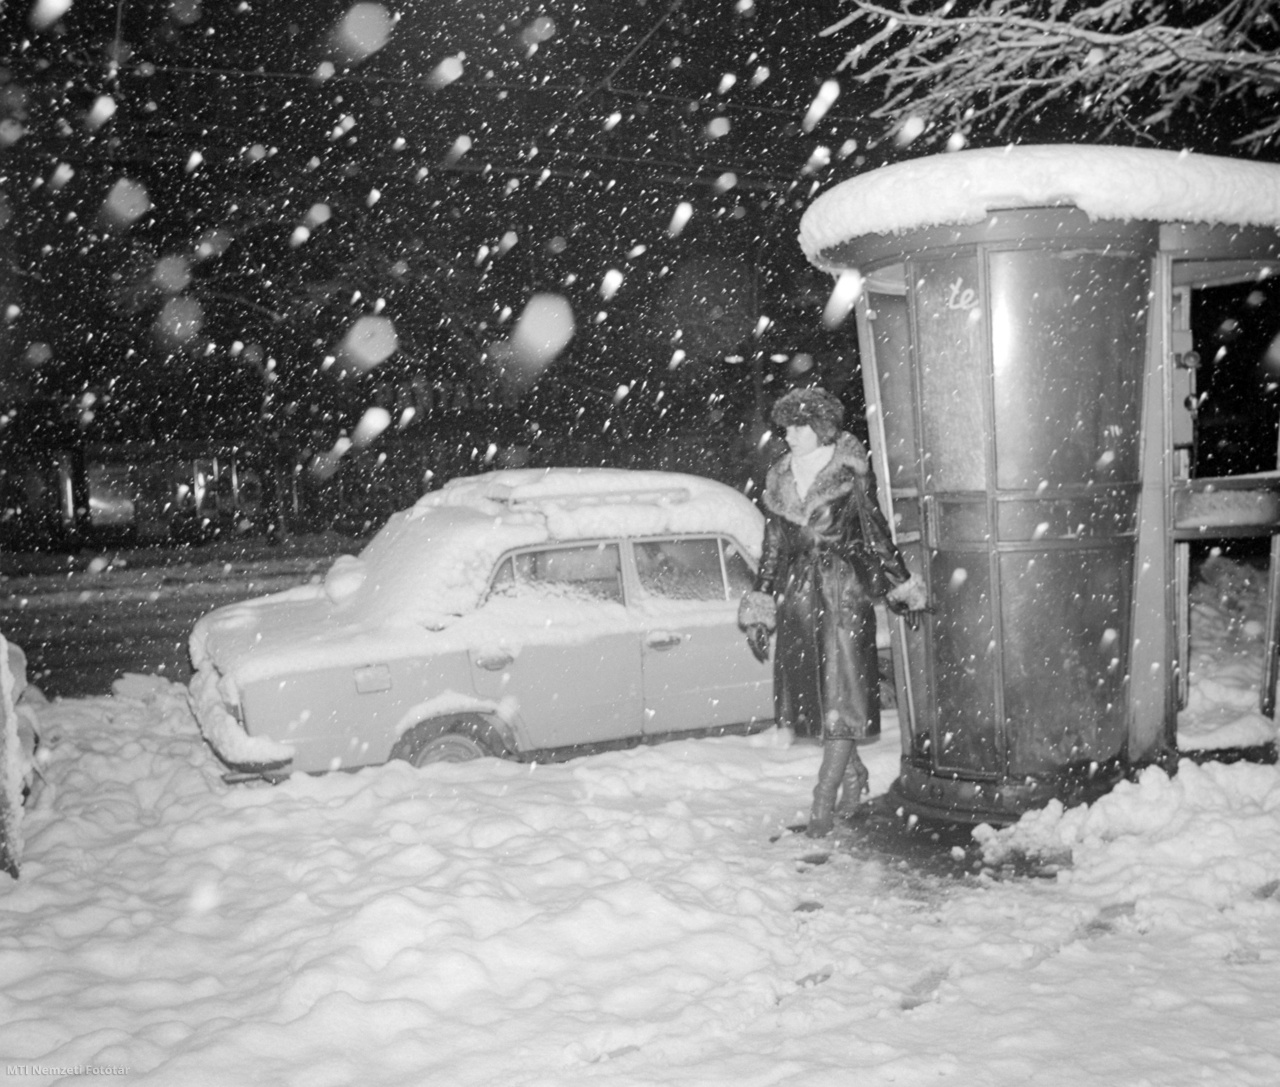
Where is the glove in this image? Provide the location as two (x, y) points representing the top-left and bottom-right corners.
(887, 596), (934, 631)
(886, 572), (932, 631)
(746, 623), (770, 663)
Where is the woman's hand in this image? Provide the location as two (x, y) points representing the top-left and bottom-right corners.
(886, 572), (932, 630)
(745, 624), (770, 663)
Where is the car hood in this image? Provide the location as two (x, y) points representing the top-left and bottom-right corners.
(189, 584), (436, 690)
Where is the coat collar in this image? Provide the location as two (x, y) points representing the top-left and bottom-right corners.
(763, 432), (869, 525)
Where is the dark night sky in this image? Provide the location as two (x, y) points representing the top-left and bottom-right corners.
(0, 1), (879, 454)
(4, 0), (1279, 498)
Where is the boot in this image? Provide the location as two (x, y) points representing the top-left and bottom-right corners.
(806, 739), (854, 838)
(835, 744), (870, 818)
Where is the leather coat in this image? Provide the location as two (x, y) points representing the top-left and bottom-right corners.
(753, 433), (910, 741)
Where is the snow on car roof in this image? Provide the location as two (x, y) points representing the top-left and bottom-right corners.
(420, 467), (759, 543)
(799, 145), (1280, 263)
(351, 467), (763, 622)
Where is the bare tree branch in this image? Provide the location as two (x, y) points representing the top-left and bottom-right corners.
(825, 0), (1280, 152)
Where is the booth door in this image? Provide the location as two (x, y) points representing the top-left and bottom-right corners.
(863, 261), (1000, 779)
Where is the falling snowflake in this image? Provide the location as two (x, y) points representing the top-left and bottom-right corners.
(803, 80), (839, 133)
(505, 293), (575, 367)
(429, 54), (465, 89)
(28, 0), (73, 31)
(331, 3), (395, 62)
(352, 406), (393, 447)
(822, 270), (862, 329)
(154, 296), (204, 347)
(340, 316), (399, 371)
(101, 178), (151, 227)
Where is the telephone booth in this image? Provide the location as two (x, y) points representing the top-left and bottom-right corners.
(800, 145), (1280, 823)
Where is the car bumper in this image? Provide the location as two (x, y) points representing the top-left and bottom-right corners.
(188, 665), (294, 770)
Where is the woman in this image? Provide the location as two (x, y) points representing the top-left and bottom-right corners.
(739, 387), (927, 837)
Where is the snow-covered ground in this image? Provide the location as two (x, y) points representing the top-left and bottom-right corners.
(2, 554), (1279, 1085)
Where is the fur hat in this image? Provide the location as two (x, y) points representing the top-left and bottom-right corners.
(770, 387), (845, 444)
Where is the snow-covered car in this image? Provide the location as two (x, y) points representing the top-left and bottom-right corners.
(188, 467), (775, 777)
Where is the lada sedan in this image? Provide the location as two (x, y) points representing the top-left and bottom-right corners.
(188, 467), (776, 777)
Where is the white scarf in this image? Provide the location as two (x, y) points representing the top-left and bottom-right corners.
(790, 443), (834, 499)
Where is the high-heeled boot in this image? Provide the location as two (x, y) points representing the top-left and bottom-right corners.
(835, 743), (870, 817)
(806, 738), (855, 838)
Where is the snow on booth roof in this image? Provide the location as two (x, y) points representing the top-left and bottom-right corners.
(799, 144), (1280, 263)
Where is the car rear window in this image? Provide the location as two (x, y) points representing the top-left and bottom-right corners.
(489, 542), (625, 605)
(635, 536), (754, 602)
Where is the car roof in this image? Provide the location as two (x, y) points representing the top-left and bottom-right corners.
(423, 466), (734, 513)
(333, 467), (764, 624)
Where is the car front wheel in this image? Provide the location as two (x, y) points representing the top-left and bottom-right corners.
(410, 733), (486, 765)
(389, 714), (506, 767)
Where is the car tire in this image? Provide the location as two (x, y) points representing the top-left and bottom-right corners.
(389, 714), (507, 767)
(410, 733), (487, 765)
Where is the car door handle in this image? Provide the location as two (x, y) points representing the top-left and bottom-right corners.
(645, 631), (684, 651)
(476, 653), (514, 671)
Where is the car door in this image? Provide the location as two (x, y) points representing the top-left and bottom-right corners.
(468, 540), (644, 750)
(632, 535), (772, 735)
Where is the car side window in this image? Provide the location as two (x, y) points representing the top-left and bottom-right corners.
(489, 542), (625, 604)
(634, 537), (728, 601)
(722, 538), (755, 597)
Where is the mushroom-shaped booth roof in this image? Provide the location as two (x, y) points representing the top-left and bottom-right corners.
(800, 145), (1280, 266)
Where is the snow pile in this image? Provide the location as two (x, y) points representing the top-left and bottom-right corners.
(977, 758), (1280, 900)
(1178, 554), (1279, 751)
(800, 145), (1280, 261)
(5, 560), (1280, 1084)
(0, 636), (41, 878)
(0, 637), (26, 877)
